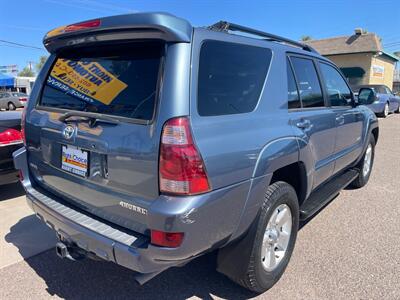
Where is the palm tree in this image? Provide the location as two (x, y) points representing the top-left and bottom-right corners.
(300, 35), (312, 42)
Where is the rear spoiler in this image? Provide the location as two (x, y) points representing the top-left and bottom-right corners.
(43, 12), (192, 53)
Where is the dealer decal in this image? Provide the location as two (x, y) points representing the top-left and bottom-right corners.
(48, 58), (127, 105)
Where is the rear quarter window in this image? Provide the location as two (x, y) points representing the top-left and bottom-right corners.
(197, 40), (272, 116)
(39, 42), (163, 121)
(290, 56), (324, 108)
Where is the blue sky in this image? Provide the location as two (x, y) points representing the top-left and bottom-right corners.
(1, 0), (399, 73)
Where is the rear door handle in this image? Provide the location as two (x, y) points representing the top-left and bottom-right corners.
(296, 119), (311, 129)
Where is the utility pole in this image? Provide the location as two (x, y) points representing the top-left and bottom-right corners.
(27, 61), (34, 71)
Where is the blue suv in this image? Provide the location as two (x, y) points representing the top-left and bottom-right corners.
(13, 13), (378, 293)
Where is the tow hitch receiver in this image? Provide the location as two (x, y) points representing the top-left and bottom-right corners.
(56, 241), (88, 261)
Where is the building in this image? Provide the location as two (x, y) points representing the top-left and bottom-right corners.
(0, 74), (36, 95)
(393, 69), (400, 93)
(305, 29), (399, 90)
(14, 76), (36, 94)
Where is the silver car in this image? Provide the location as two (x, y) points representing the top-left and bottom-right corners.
(0, 92), (28, 110)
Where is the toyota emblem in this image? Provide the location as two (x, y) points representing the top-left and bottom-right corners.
(62, 125), (75, 140)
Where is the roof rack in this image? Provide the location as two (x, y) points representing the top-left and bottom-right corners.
(208, 21), (318, 53)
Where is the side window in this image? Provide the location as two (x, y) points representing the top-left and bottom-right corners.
(376, 86), (385, 94)
(287, 59), (300, 109)
(319, 62), (352, 106)
(198, 41), (272, 116)
(290, 57), (324, 108)
(384, 86), (392, 94)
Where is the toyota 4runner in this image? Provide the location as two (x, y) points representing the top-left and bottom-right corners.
(13, 13), (379, 293)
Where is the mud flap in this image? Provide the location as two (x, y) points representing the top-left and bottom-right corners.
(216, 216), (259, 281)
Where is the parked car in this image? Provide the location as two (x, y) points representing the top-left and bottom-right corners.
(0, 92), (28, 110)
(13, 13), (379, 293)
(1, 111), (22, 185)
(353, 84), (400, 117)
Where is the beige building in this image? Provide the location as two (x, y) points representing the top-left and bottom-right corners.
(305, 30), (398, 89)
(394, 70), (400, 93)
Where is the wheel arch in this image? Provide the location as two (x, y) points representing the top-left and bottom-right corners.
(371, 127), (379, 145)
(270, 161), (308, 206)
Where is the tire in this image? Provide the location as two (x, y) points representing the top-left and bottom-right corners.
(232, 181), (299, 293)
(8, 102), (16, 111)
(378, 103), (389, 118)
(350, 135), (375, 188)
(395, 104), (400, 114)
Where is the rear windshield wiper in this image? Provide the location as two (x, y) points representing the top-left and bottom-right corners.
(59, 111), (120, 125)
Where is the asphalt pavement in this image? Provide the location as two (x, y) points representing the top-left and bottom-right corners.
(1, 114), (399, 299)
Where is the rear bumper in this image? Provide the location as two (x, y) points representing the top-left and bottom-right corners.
(366, 102), (385, 113)
(25, 187), (179, 273)
(13, 147), (250, 274)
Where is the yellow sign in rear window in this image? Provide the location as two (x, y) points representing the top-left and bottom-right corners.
(49, 59), (127, 105)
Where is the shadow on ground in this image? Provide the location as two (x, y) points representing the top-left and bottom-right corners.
(0, 182), (25, 202)
(6, 218), (256, 300)
(17, 247), (256, 299)
(4, 190), (341, 299)
(5, 215), (57, 260)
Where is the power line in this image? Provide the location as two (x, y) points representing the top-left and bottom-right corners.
(0, 39), (45, 50)
(0, 44), (45, 51)
(384, 43), (400, 49)
(383, 41), (400, 47)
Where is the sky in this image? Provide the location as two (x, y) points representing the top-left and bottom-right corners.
(1, 0), (399, 73)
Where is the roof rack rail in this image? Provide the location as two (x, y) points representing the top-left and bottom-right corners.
(208, 21), (318, 53)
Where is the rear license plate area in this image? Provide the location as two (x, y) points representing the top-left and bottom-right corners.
(61, 144), (89, 177)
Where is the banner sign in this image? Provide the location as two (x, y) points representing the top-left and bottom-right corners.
(0, 65), (18, 75)
(372, 65), (384, 78)
(48, 59), (127, 105)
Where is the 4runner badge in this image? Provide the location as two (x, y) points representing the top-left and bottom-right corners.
(119, 201), (147, 215)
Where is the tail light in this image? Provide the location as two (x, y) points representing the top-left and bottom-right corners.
(19, 97), (27, 102)
(18, 170), (24, 182)
(159, 117), (210, 195)
(0, 129), (22, 146)
(151, 230), (184, 248)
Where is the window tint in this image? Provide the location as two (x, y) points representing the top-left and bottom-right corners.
(198, 41), (272, 116)
(290, 57), (324, 108)
(319, 62), (352, 106)
(287, 59), (300, 109)
(40, 42), (163, 121)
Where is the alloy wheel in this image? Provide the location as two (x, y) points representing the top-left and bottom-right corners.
(261, 204), (292, 271)
(363, 143), (372, 177)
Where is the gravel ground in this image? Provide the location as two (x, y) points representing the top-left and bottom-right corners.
(1, 114), (399, 300)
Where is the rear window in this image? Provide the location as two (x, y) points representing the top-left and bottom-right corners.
(198, 41), (272, 116)
(12, 93), (27, 97)
(40, 42), (163, 121)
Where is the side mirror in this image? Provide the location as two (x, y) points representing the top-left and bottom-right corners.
(357, 88), (377, 105)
